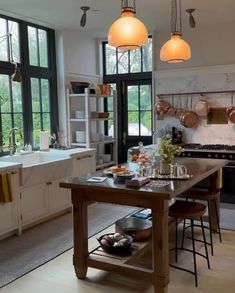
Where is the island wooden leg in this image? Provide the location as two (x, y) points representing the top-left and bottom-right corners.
(72, 190), (88, 279)
(152, 199), (169, 293)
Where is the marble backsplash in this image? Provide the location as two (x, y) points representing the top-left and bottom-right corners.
(154, 92), (235, 145)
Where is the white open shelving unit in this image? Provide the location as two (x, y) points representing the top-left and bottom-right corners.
(66, 88), (118, 170)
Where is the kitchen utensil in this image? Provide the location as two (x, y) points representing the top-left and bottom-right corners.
(194, 94), (209, 117)
(115, 217), (152, 242)
(176, 95), (185, 118)
(167, 95), (177, 116)
(227, 93), (235, 123)
(154, 99), (171, 115)
(180, 96), (199, 128)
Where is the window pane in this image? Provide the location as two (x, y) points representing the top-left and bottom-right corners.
(38, 29), (48, 67)
(0, 75), (10, 112)
(31, 78), (40, 112)
(41, 79), (50, 112)
(130, 49), (141, 73)
(107, 98), (113, 112)
(140, 85), (151, 110)
(0, 18), (8, 61)
(1, 114), (12, 146)
(28, 26), (38, 66)
(140, 111), (151, 136)
(118, 50), (128, 74)
(127, 85), (138, 111)
(12, 82), (23, 112)
(42, 113), (50, 132)
(8, 20), (20, 63)
(142, 38), (152, 72)
(128, 112), (139, 136)
(105, 44), (117, 74)
(33, 113), (41, 147)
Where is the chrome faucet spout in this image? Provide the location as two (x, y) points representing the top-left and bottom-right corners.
(8, 127), (23, 155)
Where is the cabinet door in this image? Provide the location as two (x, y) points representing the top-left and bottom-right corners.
(72, 155), (95, 177)
(20, 183), (48, 226)
(48, 178), (71, 214)
(0, 170), (20, 237)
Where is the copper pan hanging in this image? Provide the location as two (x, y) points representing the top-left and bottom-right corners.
(194, 94), (209, 117)
(154, 98), (171, 115)
(166, 94), (177, 116)
(180, 95), (199, 128)
(227, 93), (235, 123)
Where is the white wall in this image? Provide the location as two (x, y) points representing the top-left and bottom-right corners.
(62, 29), (97, 75)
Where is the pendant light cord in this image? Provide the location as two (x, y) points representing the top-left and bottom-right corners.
(171, 0), (182, 34)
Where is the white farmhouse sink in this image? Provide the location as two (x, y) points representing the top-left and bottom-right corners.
(0, 152), (73, 187)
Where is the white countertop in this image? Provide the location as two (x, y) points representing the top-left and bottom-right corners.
(48, 147), (96, 158)
(0, 161), (22, 171)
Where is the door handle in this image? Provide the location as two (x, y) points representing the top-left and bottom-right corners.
(122, 132), (126, 146)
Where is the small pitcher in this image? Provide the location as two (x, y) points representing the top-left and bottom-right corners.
(171, 164), (187, 177)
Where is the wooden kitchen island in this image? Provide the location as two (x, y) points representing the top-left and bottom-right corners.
(60, 158), (227, 293)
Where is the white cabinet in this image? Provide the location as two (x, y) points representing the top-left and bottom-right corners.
(72, 153), (96, 177)
(20, 182), (48, 227)
(21, 177), (72, 228)
(0, 169), (20, 237)
(48, 178), (71, 215)
(67, 88), (117, 169)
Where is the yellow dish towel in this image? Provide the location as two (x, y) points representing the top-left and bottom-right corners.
(0, 173), (13, 203)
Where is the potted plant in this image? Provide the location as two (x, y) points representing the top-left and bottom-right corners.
(158, 138), (183, 175)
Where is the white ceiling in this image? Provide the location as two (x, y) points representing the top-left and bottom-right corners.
(0, 0), (235, 37)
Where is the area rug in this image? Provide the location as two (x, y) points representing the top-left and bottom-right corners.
(0, 203), (139, 288)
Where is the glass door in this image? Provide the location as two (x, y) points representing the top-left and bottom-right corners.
(120, 79), (152, 162)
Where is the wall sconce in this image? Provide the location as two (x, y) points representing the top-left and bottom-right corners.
(108, 0), (148, 51)
(160, 0), (191, 63)
(0, 33), (22, 82)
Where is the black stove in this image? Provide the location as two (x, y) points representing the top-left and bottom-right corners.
(181, 143), (235, 160)
(180, 143), (235, 204)
(182, 143), (235, 151)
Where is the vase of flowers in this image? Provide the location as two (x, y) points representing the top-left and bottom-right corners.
(158, 138), (183, 175)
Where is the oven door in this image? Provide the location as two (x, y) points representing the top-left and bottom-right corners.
(221, 162), (235, 203)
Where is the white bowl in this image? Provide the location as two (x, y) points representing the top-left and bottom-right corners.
(75, 131), (86, 143)
(75, 111), (85, 119)
(99, 154), (111, 163)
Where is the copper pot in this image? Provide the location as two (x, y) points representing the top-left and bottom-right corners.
(226, 94), (235, 123)
(194, 99), (209, 117)
(115, 217), (152, 242)
(180, 111), (199, 128)
(98, 84), (112, 95)
(154, 99), (171, 115)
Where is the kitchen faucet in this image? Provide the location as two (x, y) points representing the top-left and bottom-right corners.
(7, 127), (23, 155)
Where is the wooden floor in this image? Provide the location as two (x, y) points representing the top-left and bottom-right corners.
(1, 227), (235, 293)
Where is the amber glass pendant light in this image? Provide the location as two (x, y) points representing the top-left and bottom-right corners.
(160, 0), (191, 63)
(108, 0), (148, 51)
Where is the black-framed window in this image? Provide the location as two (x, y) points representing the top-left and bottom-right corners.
(103, 37), (152, 76)
(0, 14), (58, 153)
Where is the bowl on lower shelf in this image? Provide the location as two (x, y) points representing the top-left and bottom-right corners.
(115, 217), (152, 242)
(97, 233), (133, 255)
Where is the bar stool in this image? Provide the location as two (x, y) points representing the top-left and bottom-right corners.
(181, 188), (222, 256)
(169, 200), (210, 287)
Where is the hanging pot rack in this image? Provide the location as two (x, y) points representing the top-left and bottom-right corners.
(157, 90), (235, 99)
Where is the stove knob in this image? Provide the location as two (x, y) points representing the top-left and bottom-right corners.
(215, 154), (219, 158)
(187, 153), (191, 157)
(229, 155), (234, 160)
(208, 154), (212, 158)
(222, 154), (226, 159)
